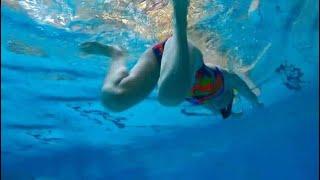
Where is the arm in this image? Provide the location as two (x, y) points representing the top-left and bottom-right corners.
(227, 73), (263, 107)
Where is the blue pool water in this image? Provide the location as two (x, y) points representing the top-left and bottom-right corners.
(1, 0), (319, 179)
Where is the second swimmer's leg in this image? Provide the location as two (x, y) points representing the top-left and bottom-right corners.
(157, 0), (192, 106)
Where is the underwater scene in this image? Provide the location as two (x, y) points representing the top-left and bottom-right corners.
(1, 0), (319, 179)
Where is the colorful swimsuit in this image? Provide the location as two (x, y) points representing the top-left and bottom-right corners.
(152, 39), (234, 119)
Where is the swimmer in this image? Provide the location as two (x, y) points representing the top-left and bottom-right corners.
(80, 0), (263, 119)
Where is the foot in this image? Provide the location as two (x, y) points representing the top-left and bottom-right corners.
(80, 42), (127, 57)
(110, 45), (128, 58)
(80, 42), (106, 55)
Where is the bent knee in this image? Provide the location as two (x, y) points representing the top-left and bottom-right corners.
(101, 87), (129, 112)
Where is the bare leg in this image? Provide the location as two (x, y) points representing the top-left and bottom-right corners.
(157, 0), (194, 106)
(103, 48), (161, 111)
(80, 42), (160, 112)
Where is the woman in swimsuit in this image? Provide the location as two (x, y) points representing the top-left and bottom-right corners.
(80, 0), (263, 119)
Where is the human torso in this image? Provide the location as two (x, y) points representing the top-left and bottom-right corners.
(152, 38), (234, 109)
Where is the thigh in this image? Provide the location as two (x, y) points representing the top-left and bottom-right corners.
(157, 38), (204, 102)
(120, 48), (161, 99)
(103, 48), (161, 110)
(161, 38), (203, 74)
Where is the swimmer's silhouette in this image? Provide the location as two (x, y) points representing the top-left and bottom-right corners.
(80, 0), (263, 119)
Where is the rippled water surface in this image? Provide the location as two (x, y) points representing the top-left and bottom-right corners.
(1, 0), (319, 179)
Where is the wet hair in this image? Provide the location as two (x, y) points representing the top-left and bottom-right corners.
(276, 62), (304, 91)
